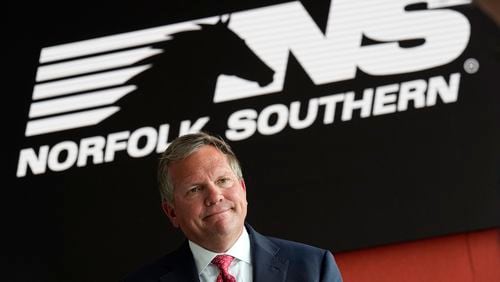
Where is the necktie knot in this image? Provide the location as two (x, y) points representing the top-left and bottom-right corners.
(211, 255), (236, 282)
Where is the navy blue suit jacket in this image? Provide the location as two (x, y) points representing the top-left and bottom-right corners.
(124, 224), (343, 281)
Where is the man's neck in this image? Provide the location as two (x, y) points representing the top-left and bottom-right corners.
(189, 226), (251, 276)
(196, 226), (244, 253)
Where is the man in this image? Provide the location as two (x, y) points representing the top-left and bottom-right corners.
(124, 132), (343, 282)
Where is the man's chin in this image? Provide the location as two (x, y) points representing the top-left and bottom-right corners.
(206, 216), (242, 236)
(207, 215), (232, 230)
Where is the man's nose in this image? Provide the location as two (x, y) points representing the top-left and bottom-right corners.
(204, 183), (223, 206)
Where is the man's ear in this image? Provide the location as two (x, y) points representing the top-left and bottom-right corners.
(240, 178), (246, 191)
(161, 201), (179, 228)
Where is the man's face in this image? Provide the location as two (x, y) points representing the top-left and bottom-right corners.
(162, 145), (247, 251)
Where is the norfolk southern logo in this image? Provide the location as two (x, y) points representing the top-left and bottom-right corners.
(18, 0), (473, 177)
(27, 16), (274, 137)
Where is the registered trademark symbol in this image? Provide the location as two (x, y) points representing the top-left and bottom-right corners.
(463, 58), (479, 74)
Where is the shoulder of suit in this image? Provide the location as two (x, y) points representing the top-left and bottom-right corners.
(265, 235), (328, 256)
(122, 243), (191, 282)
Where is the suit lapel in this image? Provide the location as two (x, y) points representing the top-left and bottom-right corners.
(159, 241), (200, 282)
(158, 226), (289, 281)
(247, 224), (289, 282)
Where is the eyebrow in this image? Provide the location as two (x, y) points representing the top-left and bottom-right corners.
(179, 170), (234, 187)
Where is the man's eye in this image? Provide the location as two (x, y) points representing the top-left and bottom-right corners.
(188, 186), (201, 194)
(217, 178), (232, 186)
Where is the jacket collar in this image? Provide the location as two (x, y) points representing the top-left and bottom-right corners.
(159, 240), (200, 282)
(246, 223), (289, 282)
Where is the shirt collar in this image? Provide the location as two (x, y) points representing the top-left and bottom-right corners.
(188, 226), (252, 275)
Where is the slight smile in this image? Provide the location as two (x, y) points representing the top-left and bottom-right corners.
(203, 209), (232, 220)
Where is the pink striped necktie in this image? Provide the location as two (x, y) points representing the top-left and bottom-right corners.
(211, 254), (237, 282)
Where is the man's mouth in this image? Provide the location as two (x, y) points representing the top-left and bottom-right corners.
(203, 208), (231, 219)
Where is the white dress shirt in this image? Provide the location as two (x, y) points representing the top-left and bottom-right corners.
(189, 227), (253, 282)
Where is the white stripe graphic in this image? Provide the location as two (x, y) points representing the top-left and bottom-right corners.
(25, 107), (119, 137)
(36, 47), (162, 82)
(39, 20), (217, 63)
(428, 0), (470, 8)
(29, 86), (135, 118)
(33, 65), (149, 100)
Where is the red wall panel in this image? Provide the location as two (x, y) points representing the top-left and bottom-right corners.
(335, 228), (500, 282)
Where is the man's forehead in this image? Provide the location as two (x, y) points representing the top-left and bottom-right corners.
(168, 146), (232, 184)
(173, 145), (227, 167)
